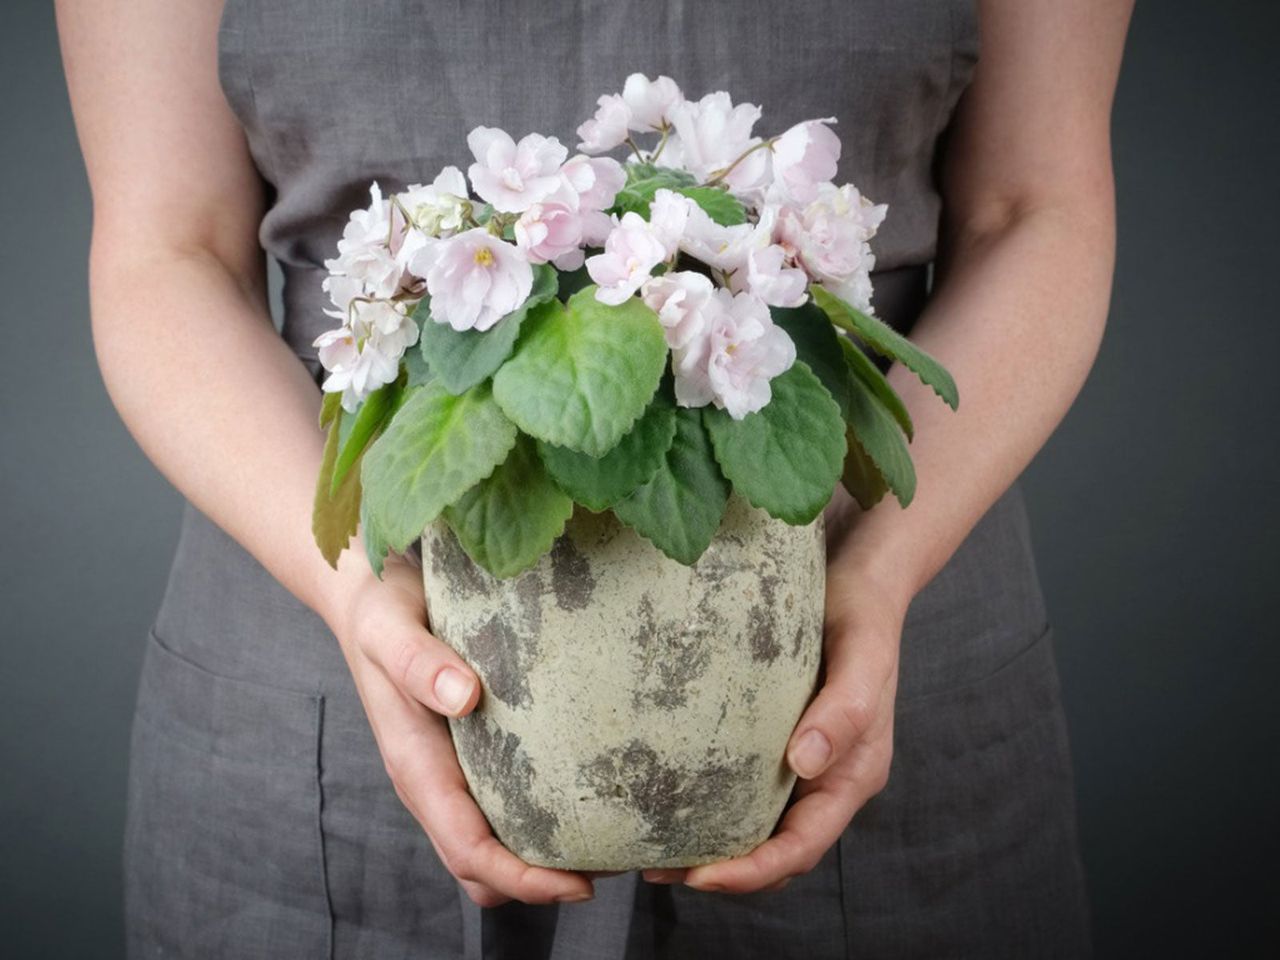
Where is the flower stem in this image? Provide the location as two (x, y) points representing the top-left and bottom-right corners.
(704, 138), (777, 188)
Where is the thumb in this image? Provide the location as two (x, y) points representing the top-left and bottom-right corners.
(372, 625), (482, 718)
(785, 632), (895, 780)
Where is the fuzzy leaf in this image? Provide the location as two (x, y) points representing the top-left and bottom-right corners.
(331, 376), (403, 496)
(319, 391), (342, 428)
(360, 491), (392, 578)
(403, 344), (433, 387)
(414, 264), (558, 394)
(703, 361), (846, 524)
(811, 284), (958, 410)
(360, 381), (518, 552)
(771, 302), (854, 420)
(443, 435), (575, 578)
(841, 427), (889, 510)
(538, 387), (677, 511)
(313, 410), (362, 568)
(492, 287), (667, 456)
(611, 166), (699, 218)
(676, 186), (747, 226)
(612, 408), (730, 565)
(845, 373), (916, 507)
(837, 334), (914, 440)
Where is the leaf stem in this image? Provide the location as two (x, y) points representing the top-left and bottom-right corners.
(704, 137), (777, 188)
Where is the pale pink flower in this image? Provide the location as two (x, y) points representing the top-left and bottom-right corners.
(622, 73), (684, 131)
(739, 244), (809, 307)
(418, 228), (534, 331)
(768, 118), (841, 205)
(324, 182), (405, 299)
(467, 127), (568, 213)
(641, 271), (716, 350)
(516, 194), (585, 270)
(576, 94), (632, 154)
(586, 212), (669, 305)
(679, 202), (754, 271)
(667, 92), (770, 196)
(777, 182), (887, 314)
(560, 154), (626, 211)
(702, 290), (796, 418)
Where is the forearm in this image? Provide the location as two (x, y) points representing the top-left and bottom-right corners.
(828, 197), (1115, 613)
(90, 242), (373, 629)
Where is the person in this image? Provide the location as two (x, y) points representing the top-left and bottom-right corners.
(56, 0), (1132, 956)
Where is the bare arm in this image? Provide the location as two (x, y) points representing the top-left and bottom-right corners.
(674, 0), (1134, 893)
(56, 0), (593, 907)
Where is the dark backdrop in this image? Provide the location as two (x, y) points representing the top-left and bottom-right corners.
(2, 1), (1276, 956)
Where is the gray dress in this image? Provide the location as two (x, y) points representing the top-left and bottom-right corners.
(122, 1), (1092, 956)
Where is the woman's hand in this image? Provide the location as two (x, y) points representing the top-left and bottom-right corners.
(644, 529), (908, 894)
(325, 555), (596, 908)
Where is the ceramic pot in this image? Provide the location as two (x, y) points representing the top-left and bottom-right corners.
(421, 494), (825, 871)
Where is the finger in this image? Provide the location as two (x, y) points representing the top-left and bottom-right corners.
(365, 622), (481, 718)
(683, 771), (876, 894)
(372, 676), (595, 905)
(784, 629), (895, 780)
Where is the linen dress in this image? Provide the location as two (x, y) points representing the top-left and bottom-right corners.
(121, 1), (1093, 956)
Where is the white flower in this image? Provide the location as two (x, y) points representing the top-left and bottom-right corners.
(324, 182), (405, 299)
(679, 202), (754, 271)
(739, 245), (809, 307)
(666, 92), (770, 196)
(778, 182), (887, 314)
(622, 73), (683, 131)
(641, 270), (716, 350)
(647, 188), (692, 257)
(417, 228), (534, 331)
(314, 298), (419, 413)
(767, 118), (841, 206)
(576, 94), (632, 154)
(398, 166), (470, 237)
(585, 212), (669, 305)
(467, 127), (568, 213)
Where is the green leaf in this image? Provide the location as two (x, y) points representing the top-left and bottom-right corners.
(612, 408), (730, 565)
(770, 302), (855, 420)
(611, 166), (699, 218)
(703, 361), (846, 525)
(538, 387), (677, 511)
(492, 287), (667, 456)
(837, 334), (913, 440)
(360, 490), (392, 578)
(360, 380), (519, 552)
(403, 339), (434, 387)
(319, 391), (342, 428)
(312, 409), (362, 568)
(414, 264), (558, 394)
(841, 427), (889, 510)
(330, 376), (403, 496)
(443, 435), (575, 578)
(845, 372), (916, 508)
(810, 284), (958, 410)
(676, 186), (747, 226)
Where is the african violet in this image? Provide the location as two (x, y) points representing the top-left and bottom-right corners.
(311, 74), (957, 579)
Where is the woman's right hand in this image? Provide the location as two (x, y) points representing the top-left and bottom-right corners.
(325, 554), (596, 908)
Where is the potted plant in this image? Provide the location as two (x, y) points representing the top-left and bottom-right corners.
(311, 74), (957, 870)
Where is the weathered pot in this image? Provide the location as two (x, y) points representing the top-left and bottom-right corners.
(421, 494), (825, 871)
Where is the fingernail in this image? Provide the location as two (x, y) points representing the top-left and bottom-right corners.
(789, 729), (832, 779)
(642, 869), (683, 884)
(556, 891), (594, 903)
(434, 668), (475, 714)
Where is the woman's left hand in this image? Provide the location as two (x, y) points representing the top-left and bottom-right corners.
(643, 548), (908, 894)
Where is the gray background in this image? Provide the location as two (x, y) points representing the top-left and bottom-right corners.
(2, 0), (1276, 956)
